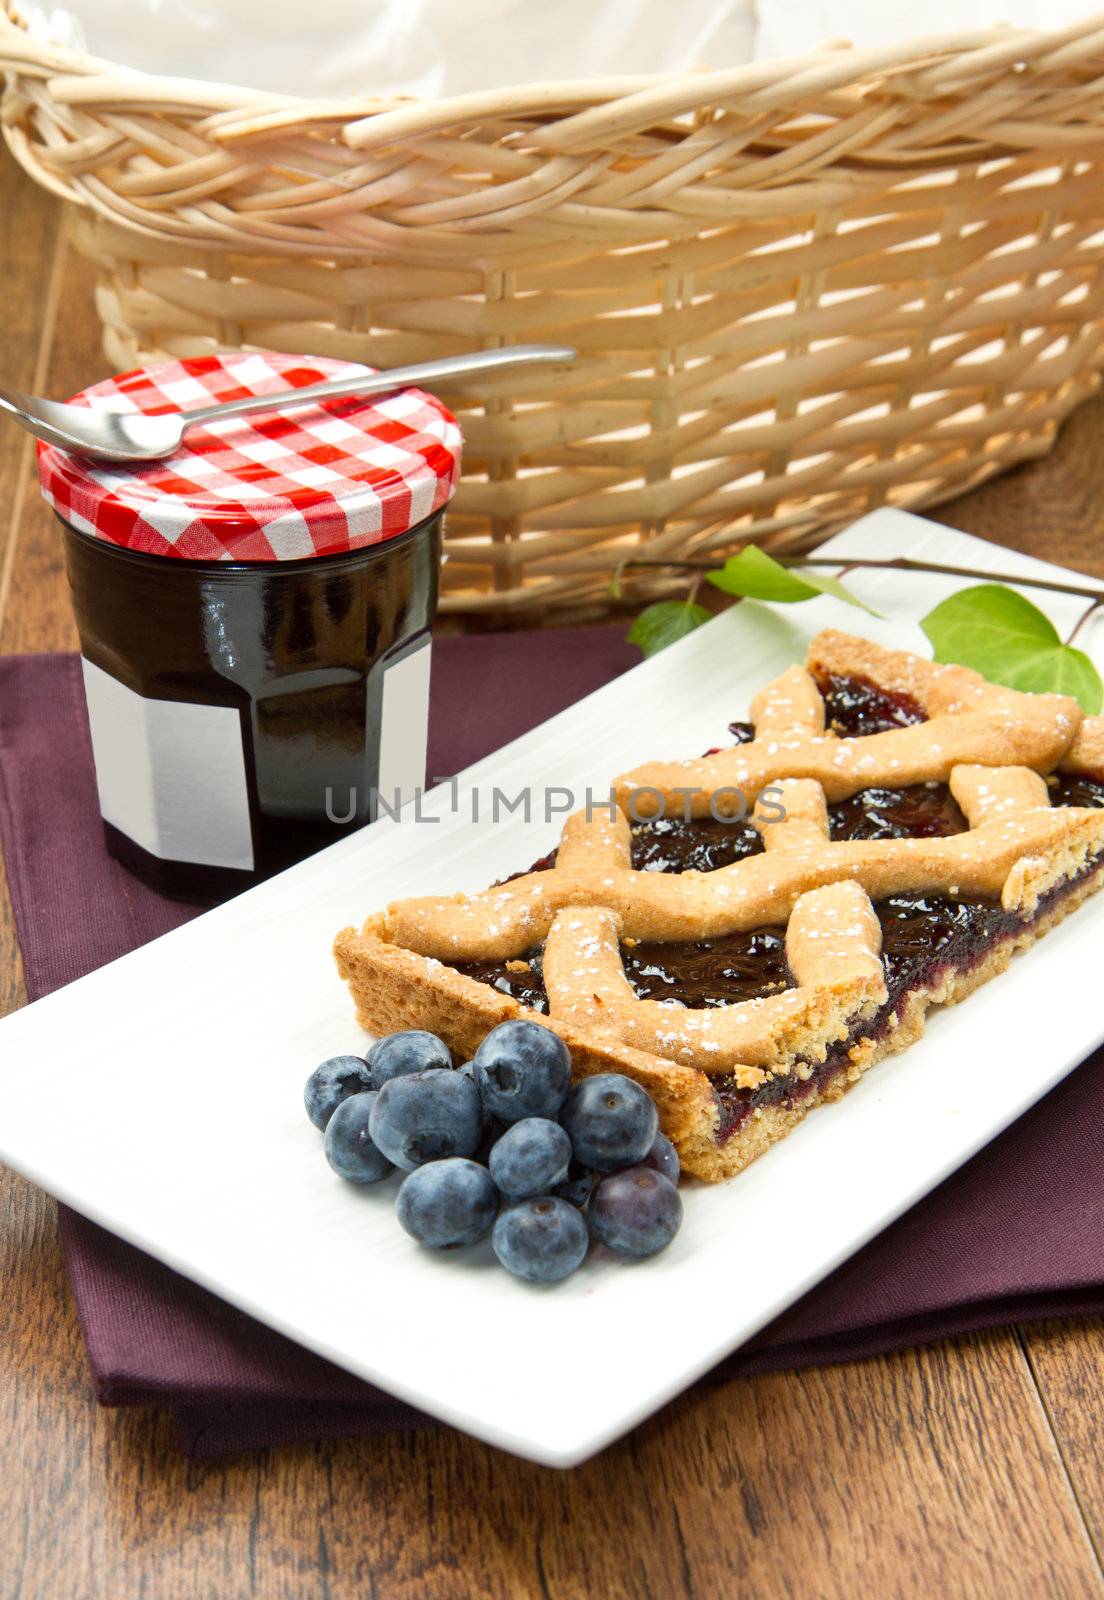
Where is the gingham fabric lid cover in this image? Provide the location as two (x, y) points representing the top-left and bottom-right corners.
(36, 352), (462, 562)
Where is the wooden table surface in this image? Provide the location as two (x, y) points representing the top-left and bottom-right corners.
(3, 153), (1104, 1600)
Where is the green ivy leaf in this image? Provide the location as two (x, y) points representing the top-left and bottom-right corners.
(705, 546), (881, 617)
(920, 584), (1102, 714)
(627, 600), (710, 657)
(1000, 644), (1104, 712)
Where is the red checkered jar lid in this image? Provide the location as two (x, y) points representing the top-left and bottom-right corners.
(36, 352), (463, 562)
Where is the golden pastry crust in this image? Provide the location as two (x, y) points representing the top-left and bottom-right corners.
(1064, 717), (1104, 777)
(540, 882), (886, 1082)
(809, 628), (1104, 779)
(334, 630), (1104, 1182)
(613, 636), (1081, 816)
(380, 786), (1104, 958)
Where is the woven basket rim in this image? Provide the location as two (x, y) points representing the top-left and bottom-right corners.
(6, 0), (1104, 616)
(4, 1), (1104, 140)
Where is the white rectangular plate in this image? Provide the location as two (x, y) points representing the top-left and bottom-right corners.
(1, 510), (1103, 1467)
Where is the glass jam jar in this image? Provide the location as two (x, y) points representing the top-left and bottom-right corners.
(37, 352), (462, 903)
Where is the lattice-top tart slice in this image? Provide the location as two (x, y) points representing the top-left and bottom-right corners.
(335, 631), (1104, 1182)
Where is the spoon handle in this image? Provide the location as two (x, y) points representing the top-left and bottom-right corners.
(183, 345), (574, 427)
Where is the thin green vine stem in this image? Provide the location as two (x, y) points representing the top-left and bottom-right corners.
(618, 553), (1104, 605)
(1066, 595), (1104, 647)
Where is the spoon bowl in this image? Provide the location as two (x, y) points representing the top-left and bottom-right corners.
(0, 344), (575, 464)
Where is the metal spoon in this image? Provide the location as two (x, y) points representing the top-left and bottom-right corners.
(0, 344), (575, 464)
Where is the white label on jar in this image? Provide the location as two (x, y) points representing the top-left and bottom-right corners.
(80, 658), (255, 870)
(376, 640), (432, 811)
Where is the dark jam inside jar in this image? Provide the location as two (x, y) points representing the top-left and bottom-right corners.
(61, 512), (442, 903)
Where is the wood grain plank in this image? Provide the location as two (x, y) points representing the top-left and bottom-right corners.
(0, 153), (60, 642)
(931, 395), (1104, 583)
(1019, 1321), (1104, 1570)
(0, 155), (63, 1035)
(0, 233), (104, 656)
(0, 168), (69, 1102)
(0, 134), (94, 1531)
(1, 1326), (1100, 1600)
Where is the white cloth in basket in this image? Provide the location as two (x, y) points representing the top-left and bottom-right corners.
(22, 0), (756, 97)
(754, 0), (1098, 60)
(20, 0), (1096, 97)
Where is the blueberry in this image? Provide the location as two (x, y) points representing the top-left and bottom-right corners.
(323, 1092), (393, 1184)
(474, 1020), (572, 1122)
(640, 1129), (680, 1186)
(475, 1113), (511, 1166)
(560, 1073), (659, 1171)
(368, 1068), (482, 1171)
(553, 1160), (595, 1210)
(458, 1060), (494, 1126)
(367, 1029), (451, 1085)
(492, 1197), (589, 1284)
(488, 1118), (572, 1200)
(304, 1054), (373, 1130)
(396, 1159), (499, 1249)
(590, 1167), (683, 1259)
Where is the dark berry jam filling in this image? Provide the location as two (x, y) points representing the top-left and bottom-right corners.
(827, 782), (966, 842)
(452, 927), (790, 1015)
(453, 949), (549, 1013)
(631, 814), (762, 872)
(1050, 772), (1104, 810)
(816, 671), (927, 736)
(877, 893), (1008, 1012)
(621, 928), (787, 1009)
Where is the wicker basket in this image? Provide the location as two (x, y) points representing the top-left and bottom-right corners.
(4, 8), (1104, 613)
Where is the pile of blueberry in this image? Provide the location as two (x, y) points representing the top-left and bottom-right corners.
(304, 1019), (682, 1284)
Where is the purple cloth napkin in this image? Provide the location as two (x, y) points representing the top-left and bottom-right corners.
(2, 635), (1104, 1462)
